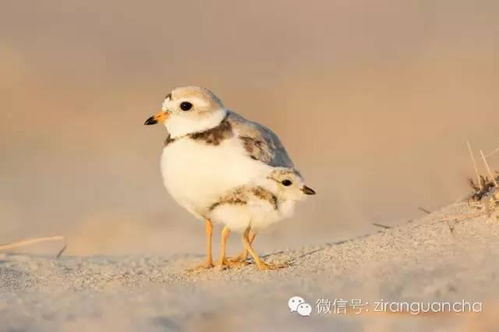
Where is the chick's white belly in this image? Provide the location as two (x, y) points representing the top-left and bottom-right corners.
(161, 138), (269, 219)
(210, 199), (283, 233)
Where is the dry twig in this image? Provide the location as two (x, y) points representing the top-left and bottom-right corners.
(467, 141), (482, 190)
(480, 150), (498, 187)
(486, 146), (499, 158)
(0, 236), (66, 258)
(418, 207), (432, 214)
(372, 223), (391, 229)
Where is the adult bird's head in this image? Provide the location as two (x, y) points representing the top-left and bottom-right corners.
(144, 86), (227, 138)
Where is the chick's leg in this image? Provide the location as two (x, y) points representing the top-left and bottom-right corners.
(242, 227), (288, 271)
(217, 226), (249, 269)
(216, 226), (231, 267)
(228, 230), (256, 263)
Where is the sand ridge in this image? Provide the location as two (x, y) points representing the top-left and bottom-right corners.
(0, 201), (498, 331)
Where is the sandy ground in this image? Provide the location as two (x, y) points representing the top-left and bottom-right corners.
(1, 200), (498, 332)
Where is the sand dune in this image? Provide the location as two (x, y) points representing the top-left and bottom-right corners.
(1, 200), (498, 332)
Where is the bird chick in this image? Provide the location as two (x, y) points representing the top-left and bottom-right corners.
(209, 168), (316, 270)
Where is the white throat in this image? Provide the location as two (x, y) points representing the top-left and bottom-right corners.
(165, 109), (227, 138)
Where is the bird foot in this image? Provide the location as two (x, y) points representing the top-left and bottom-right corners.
(227, 255), (249, 264)
(186, 260), (214, 273)
(216, 258), (248, 270)
(256, 261), (290, 271)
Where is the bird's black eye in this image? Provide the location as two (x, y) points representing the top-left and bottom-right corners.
(281, 179), (293, 186)
(180, 101), (193, 111)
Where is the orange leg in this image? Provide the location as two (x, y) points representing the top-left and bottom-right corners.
(216, 226), (230, 267)
(241, 227), (288, 271)
(187, 219), (214, 271)
(228, 230), (256, 263)
(217, 226), (249, 269)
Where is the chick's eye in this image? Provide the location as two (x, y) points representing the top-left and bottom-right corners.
(281, 179), (293, 186)
(180, 101), (193, 111)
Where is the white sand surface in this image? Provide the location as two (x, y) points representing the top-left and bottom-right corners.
(1, 201), (498, 332)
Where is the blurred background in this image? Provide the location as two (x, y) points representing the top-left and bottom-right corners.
(0, 0), (498, 256)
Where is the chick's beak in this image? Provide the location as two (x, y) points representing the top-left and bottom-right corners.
(302, 185), (316, 195)
(144, 111), (169, 125)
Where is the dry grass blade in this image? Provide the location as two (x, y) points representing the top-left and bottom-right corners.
(418, 207), (432, 214)
(0, 236), (66, 258)
(480, 150), (498, 187)
(56, 243), (68, 258)
(467, 141), (482, 190)
(486, 146), (499, 158)
(469, 176), (496, 201)
(372, 223), (391, 229)
(440, 212), (484, 222)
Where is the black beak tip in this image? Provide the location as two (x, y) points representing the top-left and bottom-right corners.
(302, 186), (316, 195)
(144, 116), (158, 125)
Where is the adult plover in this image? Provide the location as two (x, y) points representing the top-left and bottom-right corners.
(209, 168), (315, 270)
(144, 86), (312, 270)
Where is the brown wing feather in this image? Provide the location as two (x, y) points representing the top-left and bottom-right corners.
(226, 111), (295, 168)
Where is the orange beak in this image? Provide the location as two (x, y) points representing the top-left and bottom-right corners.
(144, 112), (169, 125)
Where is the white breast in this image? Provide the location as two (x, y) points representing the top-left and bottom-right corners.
(209, 197), (292, 233)
(160, 137), (271, 219)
